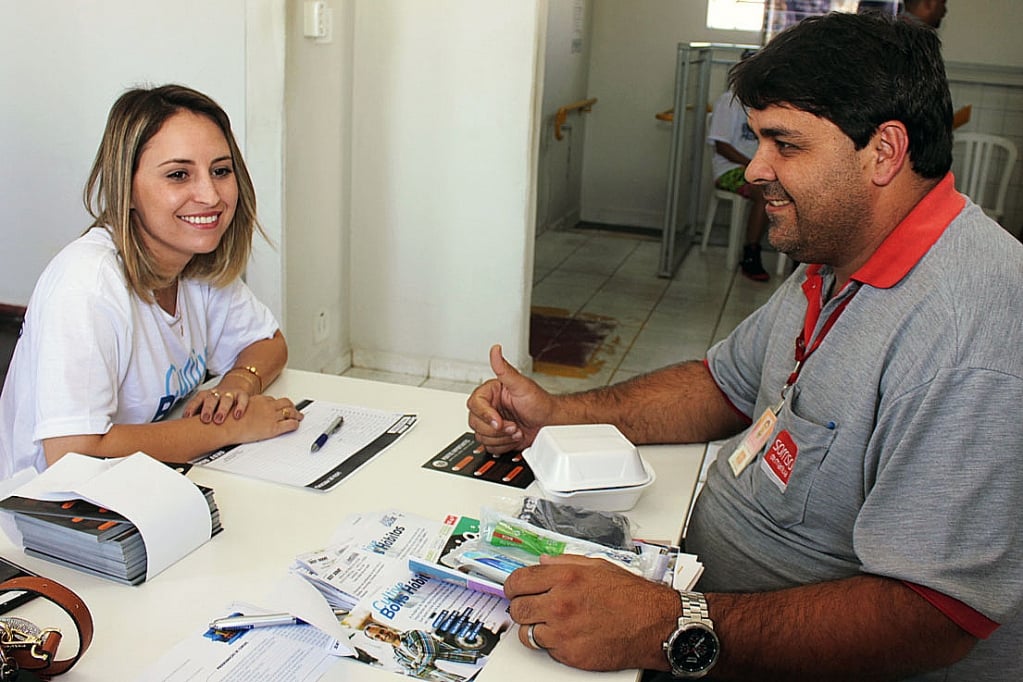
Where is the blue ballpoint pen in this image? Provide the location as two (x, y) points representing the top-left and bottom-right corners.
(310, 415), (345, 452)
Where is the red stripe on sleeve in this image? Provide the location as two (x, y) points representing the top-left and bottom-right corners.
(903, 581), (999, 639)
(702, 358), (752, 425)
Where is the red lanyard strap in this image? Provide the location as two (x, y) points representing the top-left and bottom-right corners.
(785, 274), (858, 389)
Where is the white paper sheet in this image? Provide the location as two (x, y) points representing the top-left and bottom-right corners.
(135, 601), (342, 682)
(255, 572), (356, 653)
(192, 400), (417, 490)
(2, 452), (211, 580)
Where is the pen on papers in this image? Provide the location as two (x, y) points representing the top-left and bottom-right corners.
(310, 415), (345, 452)
(209, 613), (302, 630)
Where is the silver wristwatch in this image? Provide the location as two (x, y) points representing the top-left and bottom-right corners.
(662, 591), (720, 678)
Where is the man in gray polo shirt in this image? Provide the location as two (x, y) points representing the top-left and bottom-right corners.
(467, 11), (1022, 681)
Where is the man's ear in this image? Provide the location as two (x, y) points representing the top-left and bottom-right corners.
(871, 121), (910, 187)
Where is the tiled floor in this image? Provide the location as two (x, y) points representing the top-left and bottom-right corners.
(343, 227), (786, 394)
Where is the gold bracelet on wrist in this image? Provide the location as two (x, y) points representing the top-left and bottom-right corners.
(228, 365), (262, 393)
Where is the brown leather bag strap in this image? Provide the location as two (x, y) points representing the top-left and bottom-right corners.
(0, 576), (93, 677)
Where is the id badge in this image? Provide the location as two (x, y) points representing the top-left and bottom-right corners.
(728, 404), (780, 477)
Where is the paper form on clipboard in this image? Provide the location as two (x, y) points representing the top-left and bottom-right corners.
(191, 400), (417, 491)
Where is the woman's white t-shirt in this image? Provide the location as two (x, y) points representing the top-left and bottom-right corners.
(0, 228), (279, 478)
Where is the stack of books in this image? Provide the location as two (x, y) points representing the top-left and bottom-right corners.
(0, 487), (220, 585)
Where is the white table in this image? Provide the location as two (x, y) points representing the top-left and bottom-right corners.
(0, 369), (706, 681)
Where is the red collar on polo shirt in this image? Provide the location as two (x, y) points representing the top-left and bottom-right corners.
(807, 172), (965, 289)
(791, 174), (965, 391)
(797, 175), (997, 638)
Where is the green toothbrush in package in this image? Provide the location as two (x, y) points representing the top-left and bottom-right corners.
(489, 519), (567, 556)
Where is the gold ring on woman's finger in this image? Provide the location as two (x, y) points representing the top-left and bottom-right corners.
(224, 392), (234, 401)
(211, 391), (220, 399)
(282, 408), (291, 419)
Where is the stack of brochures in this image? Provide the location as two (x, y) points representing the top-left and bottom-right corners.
(291, 510), (514, 682)
(289, 506), (702, 681)
(0, 487), (221, 585)
(291, 509), (467, 610)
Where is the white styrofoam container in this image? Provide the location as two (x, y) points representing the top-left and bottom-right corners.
(532, 460), (656, 512)
(523, 424), (649, 492)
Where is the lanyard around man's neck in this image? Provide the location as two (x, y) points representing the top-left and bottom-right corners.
(781, 270), (859, 399)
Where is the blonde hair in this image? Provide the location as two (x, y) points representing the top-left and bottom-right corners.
(83, 84), (266, 301)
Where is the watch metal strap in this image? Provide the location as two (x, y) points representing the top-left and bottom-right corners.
(677, 590), (713, 629)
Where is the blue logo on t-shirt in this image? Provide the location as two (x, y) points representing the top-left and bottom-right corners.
(153, 349), (208, 422)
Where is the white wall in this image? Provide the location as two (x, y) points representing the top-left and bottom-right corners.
(1, 0), (544, 382)
(579, 0), (758, 229)
(578, 0), (1023, 232)
(244, 1), (288, 327)
(6, 1), (1019, 379)
(0, 0), (263, 307)
(284, 0), (353, 374)
(347, 1), (543, 379)
(941, 0), (1023, 67)
(536, 0), (593, 236)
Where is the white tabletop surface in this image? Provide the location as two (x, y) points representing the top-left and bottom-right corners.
(0, 369), (706, 681)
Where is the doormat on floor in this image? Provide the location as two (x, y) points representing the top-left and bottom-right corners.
(530, 307), (617, 378)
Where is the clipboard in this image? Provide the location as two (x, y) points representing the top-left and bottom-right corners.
(192, 400), (417, 491)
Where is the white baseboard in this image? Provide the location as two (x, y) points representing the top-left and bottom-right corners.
(351, 348), (493, 384)
(319, 354), (349, 376)
(427, 357), (495, 385)
(579, 206), (663, 230)
(290, 346), (350, 376)
(352, 348), (430, 377)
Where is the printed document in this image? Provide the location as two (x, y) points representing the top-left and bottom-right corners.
(192, 400), (417, 491)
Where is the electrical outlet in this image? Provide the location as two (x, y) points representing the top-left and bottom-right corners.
(314, 309), (329, 343)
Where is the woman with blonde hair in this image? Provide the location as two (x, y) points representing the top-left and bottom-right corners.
(0, 84), (303, 478)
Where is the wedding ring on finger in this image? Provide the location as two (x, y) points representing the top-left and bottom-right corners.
(526, 623), (545, 651)
(211, 391), (221, 399)
(223, 392), (234, 401)
(282, 408), (291, 420)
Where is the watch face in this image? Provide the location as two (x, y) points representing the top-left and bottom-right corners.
(669, 625), (720, 674)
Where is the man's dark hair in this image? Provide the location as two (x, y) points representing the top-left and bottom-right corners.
(730, 11), (952, 178)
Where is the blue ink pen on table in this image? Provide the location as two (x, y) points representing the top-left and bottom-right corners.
(310, 415), (345, 452)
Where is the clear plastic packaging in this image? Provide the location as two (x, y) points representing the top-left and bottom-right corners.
(514, 496), (635, 550)
(478, 504), (659, 579)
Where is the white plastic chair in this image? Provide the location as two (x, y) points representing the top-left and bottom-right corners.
(703, 110), (789, 276)
(952, 132), (1018, 222)
(701, 185), (749, 271)
(701, 182), (789, 275)
(700, 187), (788, 276)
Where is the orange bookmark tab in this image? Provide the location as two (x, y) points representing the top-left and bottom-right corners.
(728, 404), (780, 477)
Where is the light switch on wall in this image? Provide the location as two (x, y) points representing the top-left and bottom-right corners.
(303, 1), (332, 42)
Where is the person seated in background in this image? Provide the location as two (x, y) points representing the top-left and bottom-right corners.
(903, 0), (948, 28)
(857, 0), (948, 29)
(0, 84), (304, 479)
(467, 12), (1022, 681)
(707, 49), (770, 281)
